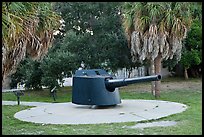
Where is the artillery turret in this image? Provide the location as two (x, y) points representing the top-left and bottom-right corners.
(72, 69), (161, 106)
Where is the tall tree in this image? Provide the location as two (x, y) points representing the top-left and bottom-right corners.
(122, 2), (193, 98)
(180, 3), (202, 79)
(54, 2), (135, 72)
(2, 2), (61, 83)
(8, 2), (136, 89)
(162, 2), (202, 79)
(180, 19), (202, 79)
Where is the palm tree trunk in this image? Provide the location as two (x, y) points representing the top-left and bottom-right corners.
(150, 60), (155, 96)
(154, 53), (162, 98)
(184, 67), (189, 79)
(2, 75), (11, 89)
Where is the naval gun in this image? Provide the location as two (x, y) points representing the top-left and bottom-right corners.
(72, 69), (161, 106)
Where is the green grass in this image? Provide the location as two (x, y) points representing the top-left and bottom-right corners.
(2, 86), (72, 103)
(2, 78), (202, 135)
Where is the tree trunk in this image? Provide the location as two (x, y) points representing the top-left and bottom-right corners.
(154, 53), (162, 98)
(184, 67), (189, 79)
(150, 60), (155, 96)
(2, 75), (11, 89)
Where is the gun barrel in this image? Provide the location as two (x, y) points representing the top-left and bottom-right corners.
(105, 75), (161, 92)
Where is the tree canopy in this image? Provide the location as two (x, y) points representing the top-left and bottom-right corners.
(53, 2), (135, 71)
(121, 2), (195, 98)
(9, 2), (136, 89)
(2, 2), (61, 82)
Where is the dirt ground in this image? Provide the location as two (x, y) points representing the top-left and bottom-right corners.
(121, 78), (202, 92)
(160, 80), (202, 91)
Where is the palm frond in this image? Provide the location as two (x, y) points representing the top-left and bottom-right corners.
(2, 2), (61, 82)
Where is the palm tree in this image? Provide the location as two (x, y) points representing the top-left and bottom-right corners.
(122, 2), (193, 98)
(2, 2), (61, 83)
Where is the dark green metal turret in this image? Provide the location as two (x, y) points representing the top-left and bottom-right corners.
(72, 69), (162, 106)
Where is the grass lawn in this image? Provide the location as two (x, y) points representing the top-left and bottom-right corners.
(2, 77), (202, 135)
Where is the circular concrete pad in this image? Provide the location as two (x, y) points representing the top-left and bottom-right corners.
(14, 99), (187, 125)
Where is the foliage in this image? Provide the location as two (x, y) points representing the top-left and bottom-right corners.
(180, 49), (201, 69)
(162, 56), (178, 73)
(10, 51), (77, 89)
(163, 3), (202, 77)
(184, 19), (202, 52)
(179, 3), (202, 71)
(9, 2), (141, 89)
(23, 60), (43, 89)
(121, 2), (196, 97)
(122, 2), (193, 63)
(54, 2), (136, 72)
(10, 58), (43, 90)
(2, 2), (61, 82)
(40, 50), (78, 89)
(10, 66), (25, 89)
